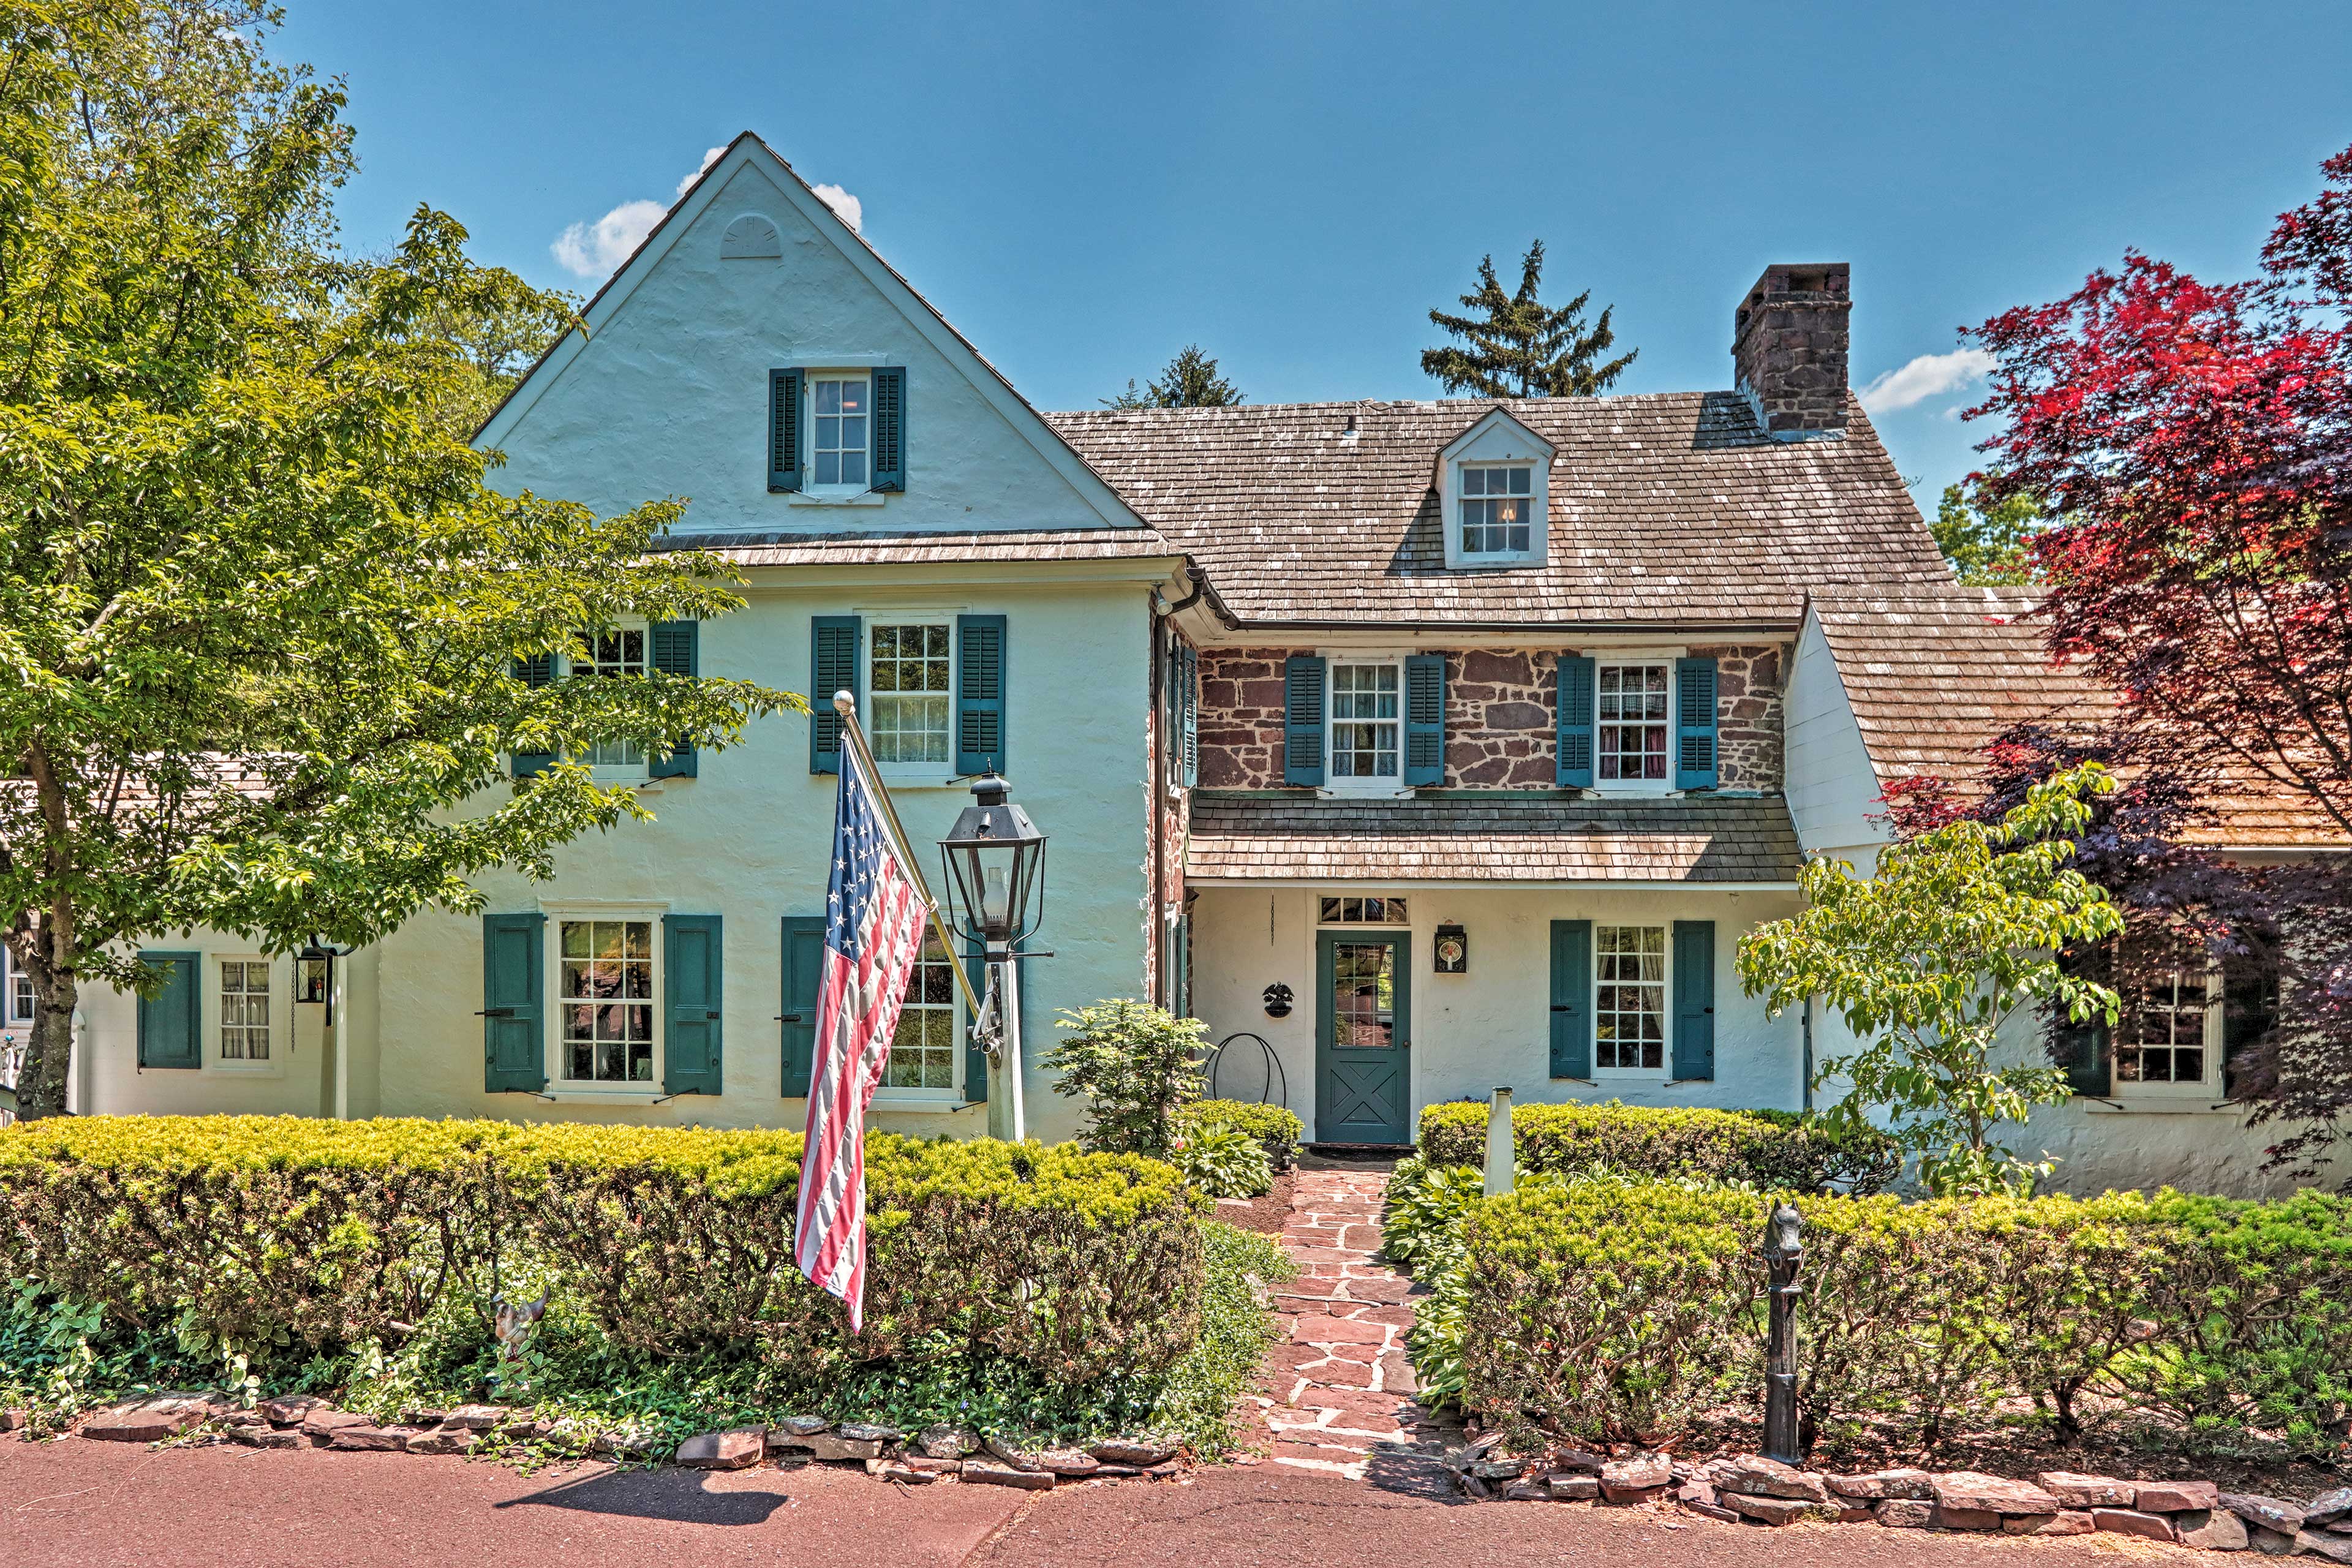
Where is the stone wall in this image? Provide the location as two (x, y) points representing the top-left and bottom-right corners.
(1195, 643), (1787, 793)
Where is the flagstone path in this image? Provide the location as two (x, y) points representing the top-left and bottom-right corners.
(1257, 1163), (1449, 1480)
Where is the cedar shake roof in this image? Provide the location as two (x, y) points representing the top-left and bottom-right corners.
(1047, 392), (1953, 629)
(654, 527), (1177, 568)
(1810, 583), (2347, 850)
(1185, 794), (1805, 884)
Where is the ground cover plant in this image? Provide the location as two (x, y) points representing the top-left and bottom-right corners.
(0, 1117), (1285, 1458)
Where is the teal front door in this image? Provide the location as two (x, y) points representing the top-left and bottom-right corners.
(1315, 930), (1411, 1144)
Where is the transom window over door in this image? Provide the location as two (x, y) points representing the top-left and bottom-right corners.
(869, 622), (952, 765)
(887, 929), (960, 1092)
(1597, 664), (1670, 783)
(1594, 924), (1665, 1069)
(812, 377), (869, 487)
(1460, 464), (1534, 556)
(559, 919), (654, 1084)
(576, 627), (647, 770)
(1329, 663), (1400, 783)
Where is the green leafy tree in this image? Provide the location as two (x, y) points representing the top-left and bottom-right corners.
(1933, 479), (2048, 586)
(1422, 240), (1635, 398)
(1737, 766), (2125, 1195)
(0, 2), (797, 1116)
(1102, 344), (1244, 409)
(1041, 998), (1210, 1156)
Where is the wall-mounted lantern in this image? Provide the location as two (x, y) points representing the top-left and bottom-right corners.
(296, 938), (350, 1023)
(1434, 922), (1468, 974)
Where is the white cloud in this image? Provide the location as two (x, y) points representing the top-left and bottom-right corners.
(551, 198), (666, 279)
(677, 146), (726, 198)
(811, 182), (862, 233)
(1856, 347), (1997, 415)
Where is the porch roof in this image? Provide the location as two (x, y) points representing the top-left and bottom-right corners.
(1183, 793), (1805, 884)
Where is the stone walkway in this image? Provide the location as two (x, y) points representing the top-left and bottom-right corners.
(1257, 1163), (1444, 1480)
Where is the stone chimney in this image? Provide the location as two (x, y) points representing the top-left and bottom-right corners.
(1732, 264), (1851, 440)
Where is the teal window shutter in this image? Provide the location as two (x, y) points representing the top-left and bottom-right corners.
(1671, 920), (1716, 1081)
(649, 620), (699, 778)
(1177, 643), (1199, 789)
(2056, 941), (2114, 1096)
(1548, 920), (1592, 1079)
(135, 951), (200, 1069)
(768, 368), (804, 491)
(870, 366), (905, 492)
(1404, 653), (1446, 788)
(663, 914), (723, 1096)
(810, 615), (861, 773)
(511, 653), (556, 780)
(1555, 654), (1595, 788)
(1283, 654), (1326, 786)
(779, 915), (825, 1098)
(482, 914), (546, 1093)
(955, 614), (1008, 775)
(1172, 912), (1190, 1017)
(1675, 656), (1719, 790)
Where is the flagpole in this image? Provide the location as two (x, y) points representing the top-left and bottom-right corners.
(831, 692), (991, 1031)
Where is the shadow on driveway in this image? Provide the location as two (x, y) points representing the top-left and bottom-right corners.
(494, 1464), (792, 1526)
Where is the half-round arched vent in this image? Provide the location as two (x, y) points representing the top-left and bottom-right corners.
(720, 213), (782, 260)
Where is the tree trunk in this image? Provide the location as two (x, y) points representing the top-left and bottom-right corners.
(18, 971), (78, 1120)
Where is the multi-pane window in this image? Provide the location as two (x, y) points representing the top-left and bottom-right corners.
(1329, 663), (1400, 782)
(219, 960), (270, 1061)
(2119, 964), (2210, 1087)
(559, 919), (655, 1084)
(1330, 940), (1398, 1049)
(1594, 925), (1666, 1070)
(1318, 896), (1409, 925)
(812, 377), (870, 487)
(575, 627), (647, 769)
(869, 623), (952, 764)
(1460, 464), (1534, 556)
(886, 929), (959, 1091)
(1597, 664), (1670, 782)
(8, 957), (29, 1023)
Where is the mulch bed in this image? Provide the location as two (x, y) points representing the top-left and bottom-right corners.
(1212, 1166), (1297, 1236)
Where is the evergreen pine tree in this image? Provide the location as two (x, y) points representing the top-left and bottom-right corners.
(1422, 240), (1635, 398)
(1103, 344), (1244, 408)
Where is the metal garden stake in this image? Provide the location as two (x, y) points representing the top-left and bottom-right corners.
(1760, 1200), (1804, 1464)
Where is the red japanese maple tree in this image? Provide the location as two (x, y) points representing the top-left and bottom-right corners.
(1962, 145), (2352, 1174)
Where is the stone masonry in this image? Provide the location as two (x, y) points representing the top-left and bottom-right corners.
(1258, 1166), (1431, 1479)
(1196, 644), (1785, 793)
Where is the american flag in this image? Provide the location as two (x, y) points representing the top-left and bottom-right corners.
(795, 747), (927, 1330)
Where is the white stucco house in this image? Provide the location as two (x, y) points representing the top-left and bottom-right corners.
(31, 140), (2342, 1190)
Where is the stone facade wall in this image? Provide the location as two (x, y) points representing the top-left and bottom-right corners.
(1196, 643), (1787, 793)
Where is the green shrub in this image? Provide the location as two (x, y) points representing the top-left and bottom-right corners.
(1041, 1000), (1210, 1156)
(1169, 1125), (1273, 1199)
(1378, 1154), (1485, 1278)
(1417, 1099), (1899, 1194)
(1447, 1177), (2352, 1457)
(1174, 1099), (1303, 1170)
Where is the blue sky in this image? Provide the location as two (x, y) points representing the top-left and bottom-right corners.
(282, 1), (2352, 514)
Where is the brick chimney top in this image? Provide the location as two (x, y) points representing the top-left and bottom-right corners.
(1732, 264), (1851, 440)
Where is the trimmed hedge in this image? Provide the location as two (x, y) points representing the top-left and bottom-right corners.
(1453, 1178), (2352, 1455)
(1417, 1099), (1900, 1194)
(1175, 1099), (1304, 1170)
(0, 1117), (1205, 1387)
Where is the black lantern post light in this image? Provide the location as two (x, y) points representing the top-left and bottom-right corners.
(937, 772), (1047, 1141)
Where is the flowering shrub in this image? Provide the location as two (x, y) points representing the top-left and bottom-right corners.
(1415, 1100), (1899, 1194)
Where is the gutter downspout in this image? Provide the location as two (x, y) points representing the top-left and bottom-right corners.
(1148, 565), (1209, 1006)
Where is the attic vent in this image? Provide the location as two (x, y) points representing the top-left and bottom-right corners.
(721, 213), (782, 260)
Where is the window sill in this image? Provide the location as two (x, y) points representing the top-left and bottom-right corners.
(209, 1062), (286, 1077)
(1442, 555), (1546, 571)
(541, 1088), (667, 1104)
(875, 772), (967, 791)
(786, 491), (888, 508)
(2080, 1097), (2241, 1115)
(870, 1096), (978, 1114)
(1317, 786), (1414, 801)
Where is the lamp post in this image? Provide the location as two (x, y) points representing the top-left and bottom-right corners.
(295, 938), (352, 1118)
(937, 772), (1047, 1141)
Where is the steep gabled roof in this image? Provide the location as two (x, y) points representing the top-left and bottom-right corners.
(1047, 392), (1951, 629)
(1808, 582), (2347, 851)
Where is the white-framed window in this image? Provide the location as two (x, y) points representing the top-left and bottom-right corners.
(883, 929), (962, 1098)
(1318, 895), (1410, 925)
(1594, 924), (1667, 1071)
(811, 375), (871, 488)
(1327, 661), (1402, 788)
(554, 915), (660, 1087)
(1459, 464), (1534, 557)
(4, 951), (31, 1025)
(867, 620), (953, 767)
(2117, 957), (2220, 1096)
(572, 624), (649, 774)
(1596, 663), (1672, 786)
(217, 959), (272, 1062)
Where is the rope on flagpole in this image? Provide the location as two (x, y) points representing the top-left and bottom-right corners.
(831, 691), (993, 1034)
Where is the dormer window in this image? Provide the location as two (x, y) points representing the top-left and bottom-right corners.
(1460, 464), (1534, 556)
(1437, 408), (1553, 569)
